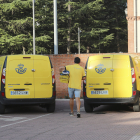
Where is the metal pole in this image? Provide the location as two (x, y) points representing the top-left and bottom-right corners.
(33, 0), (35, 55)
(78, 27), (80, 54)
(54, 0), (58, 54)
(99, 36), (100, 53)
(135, 0), (137, 53)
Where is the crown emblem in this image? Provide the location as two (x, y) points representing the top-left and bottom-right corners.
(95, 64), (106, 74)
(15, 64), (27, 74)
(18, 63), (24, 68)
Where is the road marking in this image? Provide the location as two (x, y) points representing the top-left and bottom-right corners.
(0, 117), (26, 121)
(0, 113), (52, 128)
(130, 136), (140, 140)
(0, 115), (13, 117)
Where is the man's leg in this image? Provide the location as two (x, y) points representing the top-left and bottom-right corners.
(68, 88), (74, 115)
(69, 98), (74, 113)
(75, 89), (81, 118)
(75, 97), (81, 112)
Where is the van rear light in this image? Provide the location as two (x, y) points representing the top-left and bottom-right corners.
(131, 68), (136, 84)
(52, 68), (55, 84)
(1, 92), (5, 97)
(133, 91), (136, 96)
(1, 68), (6, 84)
(2, 77), (5, 84)
(83, 92), (86, 96)
(52, 74), (55, 84)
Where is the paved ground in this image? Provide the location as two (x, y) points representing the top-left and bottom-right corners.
(0, 99), (140, 140)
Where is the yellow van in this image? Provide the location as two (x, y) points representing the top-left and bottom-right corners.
(83, 54), (140, 112)
(0, 55), (56, 114)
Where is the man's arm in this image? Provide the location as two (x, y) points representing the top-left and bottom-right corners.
(82, 76), (86, 80)
(59, 66), (66, 73)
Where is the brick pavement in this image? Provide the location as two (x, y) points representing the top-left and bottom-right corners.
(0, 100), (140, 140)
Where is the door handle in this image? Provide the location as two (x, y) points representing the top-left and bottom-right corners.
(32, 69), (35, 72)
(110, 69), (114, 72)
(94, 88), (104, 90)
(24, 83), (32, 85)
(14, 89), (25, 90)
(104, 83), (111, 85)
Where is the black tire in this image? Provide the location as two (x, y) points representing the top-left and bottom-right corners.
(0, 103), (5, 114)
(47, 102), (55, 113)
(133, 98), (140, 112)
(84, 101), (93, 112)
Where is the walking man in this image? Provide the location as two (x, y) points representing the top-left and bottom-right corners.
(59, 57), (86, 118)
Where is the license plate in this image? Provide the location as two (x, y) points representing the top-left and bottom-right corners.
(11, 91), (29, 95)
(91, 90), (108, 95)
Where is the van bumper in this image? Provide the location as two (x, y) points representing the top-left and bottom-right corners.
(0, 97), (56, 105)
(84, 97), (137, 105)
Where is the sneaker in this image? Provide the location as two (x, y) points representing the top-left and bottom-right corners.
(77, 112), (80, 118)
(69, 112), (74, 116)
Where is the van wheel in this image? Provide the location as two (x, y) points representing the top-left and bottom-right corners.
(133, 98), (140, 112)
(84, 102), (93, 112)
(0, 103), (5, 114)
(47, 102), (55, 113)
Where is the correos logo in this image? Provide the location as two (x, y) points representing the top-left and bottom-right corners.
(95, 64), (106, 74)
(15, 64), (27, 74)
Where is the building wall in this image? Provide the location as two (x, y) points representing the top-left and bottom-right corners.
(127, 0), (134, 53)
(128, 0), (140, 53)
(48, 53), (139, 98)
(48, 54), (94, 98)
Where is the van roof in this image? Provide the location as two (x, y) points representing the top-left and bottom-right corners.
(88, 54), (139, 59)
(6, 54), (49, 57)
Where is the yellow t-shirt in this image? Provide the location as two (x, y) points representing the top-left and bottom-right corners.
(66, 64), (85, 90)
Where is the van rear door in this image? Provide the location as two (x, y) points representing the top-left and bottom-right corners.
(5, 55), (34, 99)
(86, 55), (114, 98)
(113, 55), (132, 98)
(34, 56), (52, 98)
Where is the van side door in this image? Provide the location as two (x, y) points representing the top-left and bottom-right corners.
(113, 55), (132, 98)
(34, 56), (52, 98)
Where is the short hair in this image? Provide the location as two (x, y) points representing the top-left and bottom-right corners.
(74, 57), (80, 64)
